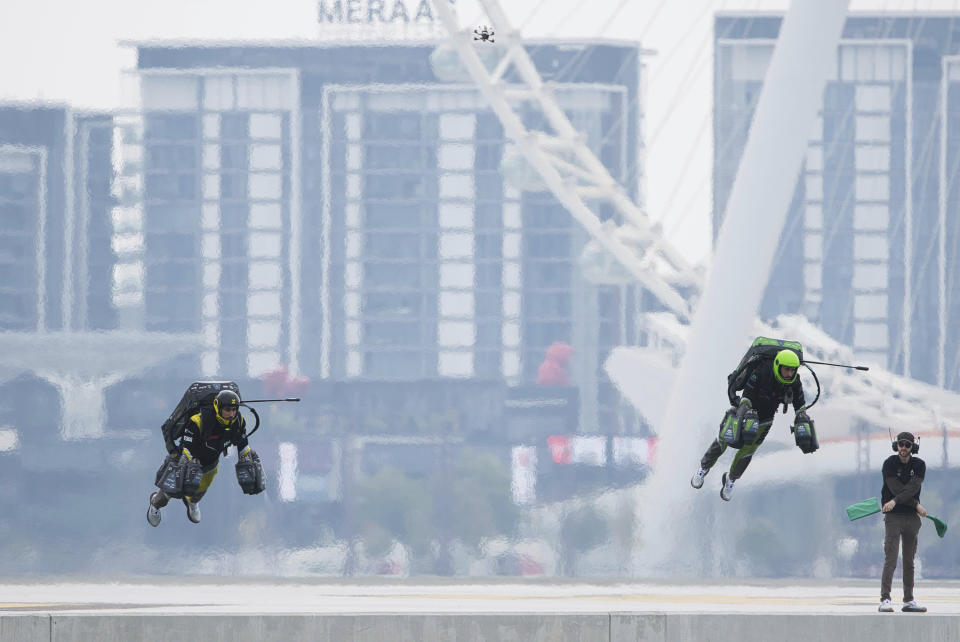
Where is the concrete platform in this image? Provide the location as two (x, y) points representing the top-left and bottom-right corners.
(0, 579), (957, 641)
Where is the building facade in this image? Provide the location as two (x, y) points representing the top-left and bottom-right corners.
(123, 38), (647, 432)
(714, 13), (960, 389)
(0, 104), (117, 332)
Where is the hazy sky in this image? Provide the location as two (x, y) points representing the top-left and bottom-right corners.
(2, 0), (958, 264)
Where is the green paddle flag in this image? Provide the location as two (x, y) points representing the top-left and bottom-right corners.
(845, 497), (948, 538)
(845, 497), (881, 521)
(927, 515), (948, 538)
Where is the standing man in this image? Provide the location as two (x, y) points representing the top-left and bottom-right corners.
(879, 431), (927, 613)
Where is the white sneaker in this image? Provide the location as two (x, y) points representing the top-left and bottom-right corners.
(720, 472), (735, 501)
(902, 600), (927, 613)
(147, 493), (162, 527)
(878, 599), (893, 613)
(183, 498), (201, 524)
(690, 467), (709, 489)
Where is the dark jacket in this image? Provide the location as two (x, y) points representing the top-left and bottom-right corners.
(881, 454), (925, 514)
(181, 406), (248, 466)
(733, 362), (806, 422)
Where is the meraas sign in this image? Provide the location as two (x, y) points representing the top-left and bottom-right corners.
(317, 0), (456, 25)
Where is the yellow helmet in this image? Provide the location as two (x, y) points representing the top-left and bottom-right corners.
(773, 349), (800, 385)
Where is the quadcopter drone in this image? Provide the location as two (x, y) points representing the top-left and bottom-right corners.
(474, 26), (494, 43)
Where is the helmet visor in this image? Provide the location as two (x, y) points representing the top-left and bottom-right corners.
(778, 365), (798, 381)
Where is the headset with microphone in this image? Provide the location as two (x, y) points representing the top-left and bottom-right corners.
(889, 428), (920, 454)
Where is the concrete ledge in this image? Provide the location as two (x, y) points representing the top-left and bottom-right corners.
(46, 614), (610, 642)
(0, 612), (956, 641)
(0, 615), (47, 642)
(613, 613), (960, 642)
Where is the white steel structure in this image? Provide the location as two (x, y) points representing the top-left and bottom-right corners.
(430, 0), (960, 440)
(432, 0), (699, 322)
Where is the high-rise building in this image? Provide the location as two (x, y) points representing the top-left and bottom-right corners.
(123, 36), (647, 432)
(0, 104), (117, 332)
(714, 13), (960, 390)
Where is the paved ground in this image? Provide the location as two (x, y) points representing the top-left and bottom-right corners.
(0, 579), (958, 615)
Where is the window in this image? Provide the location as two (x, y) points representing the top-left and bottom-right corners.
(526, 233), (570, 258)
(142, 76), (199, 111)
(365, 232), (421, 259)
(438, 233), (473, 259)
(439, 113), (476, 140)
(438, 144), (475, 170)
(856, 174), (889, 201)
(249, 232), (283, 258)
(145, 173), (197, 200)
(804, 233), (823, 261)
(854, 322), (888, 349)
(728, 43), (773, 82)
(854, 204), (888, 230)
(249, 173), (283, 200)
(220, 113), (249, 140)
(145, 204), (203, 231)
(364, 320), (421, 346)
(364, 203), (424, 229)
(250, 202), (283, 229)
(366, 144), (422, 169)
(219, 174), (247, 199)
(364, 350), (426, 379)
(438, 321), (475, 347)
(220, 143), (247, 170)
(856, 85), (891, 112)
(439, 291), (474, 317)
(248, 291), (282, 315)
(204, 76), (234, 110)
(366, 174), (424, 199)
(364, 292), (421, 317)
(364, 262), (422, 287)
(249, 113), (284, 139)
(525, 292), (571, 317)
(853, 263), (887, 289)
(525, 261), (571, 288)
(439, 174), (473, 199)
(855, 146), (890, 172)
(854, 294), (888, 318)
(805, 204), (822, 230)
(804, 263), (822, 289)
(144, 114), (198, 141)
(440, 261), (475, 289)
(144, 231), (197, 259)
(854, 234), (888, 261)
(856, 115), (890, 142)
(237, 75), (293, 110)
(249, 262), (282, 289)
(366, 112), (421, 140)
(438, 351), (473, 377)
(147, 144), (196, 170)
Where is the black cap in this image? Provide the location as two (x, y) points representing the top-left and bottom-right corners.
(896, 431), (915, 443)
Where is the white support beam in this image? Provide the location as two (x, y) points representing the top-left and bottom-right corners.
(431, 0), (699, 319)
(488, 45), (516, 83)
(436, 0), (960, 523)
(637, 0), (850, 575)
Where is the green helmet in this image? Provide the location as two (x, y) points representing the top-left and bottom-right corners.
(773, 349), (800, 385)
